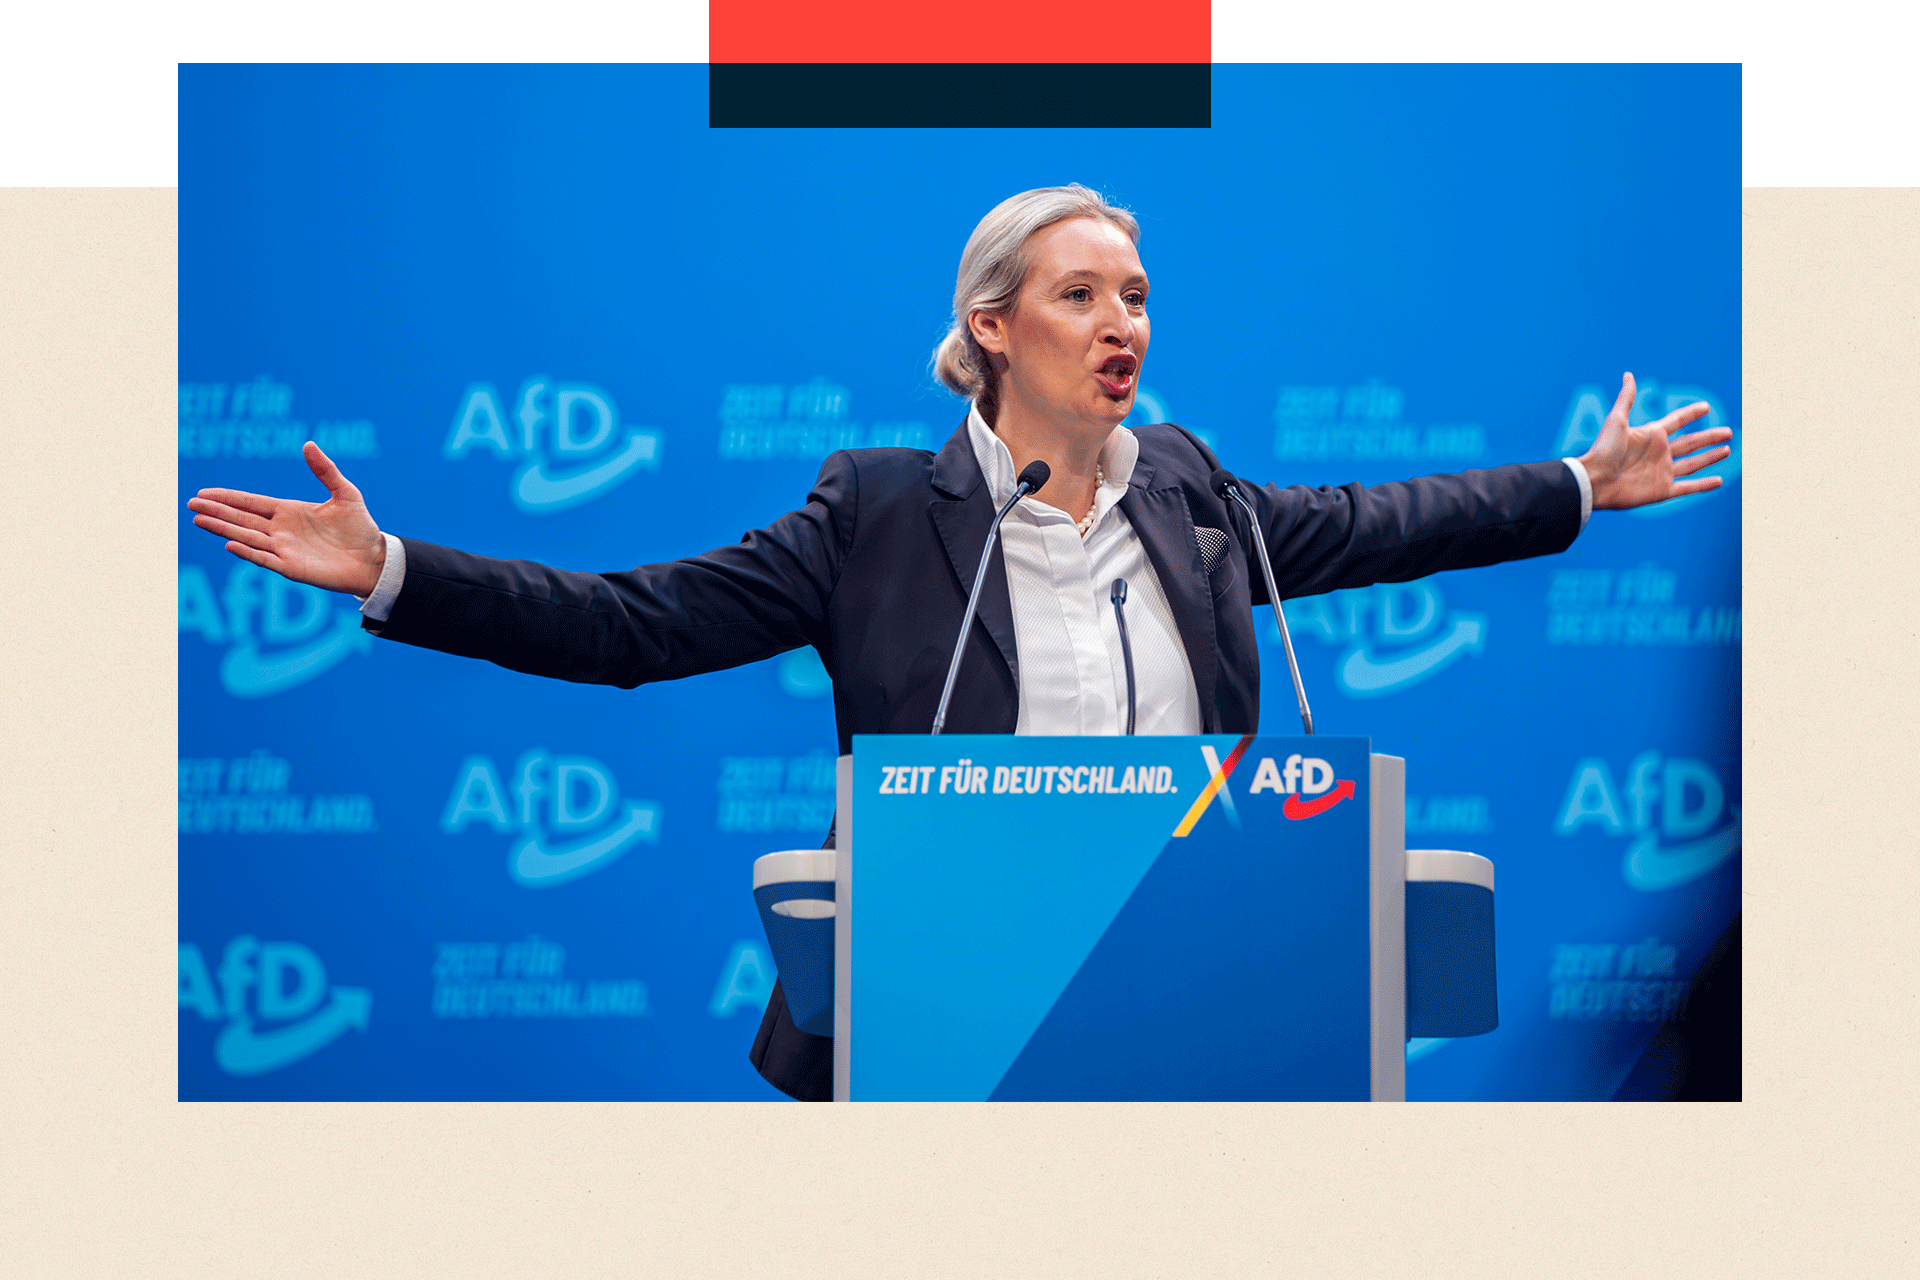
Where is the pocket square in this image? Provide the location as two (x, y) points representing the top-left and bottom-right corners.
(1193, 525), (1230, 574)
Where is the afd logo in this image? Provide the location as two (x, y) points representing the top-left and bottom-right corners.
(1175, 739), (1355, 835)
(446, 376), (663, 513)
(1553, 378), (1741, 519)
(1247, 753), (1358, 819)
(179, 562), (371, 697)
(179, 936), (370, 1076)
(441, 749), (662, 888)
(1554, 751), (1741, 891)
(1277, 578), (1488, 698)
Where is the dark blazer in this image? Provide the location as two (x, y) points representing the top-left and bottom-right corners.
(367, 419), (1582, 1100)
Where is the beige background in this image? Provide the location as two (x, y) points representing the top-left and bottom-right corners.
(0, 186), (1912, 1276)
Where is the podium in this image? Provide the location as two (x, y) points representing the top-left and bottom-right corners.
(752, 734), (1497, 1100)
(833, 733), (1412, 1100)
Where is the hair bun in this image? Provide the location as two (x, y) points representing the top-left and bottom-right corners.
(929, 184), (1140, 416)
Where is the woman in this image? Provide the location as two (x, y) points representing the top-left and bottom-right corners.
(188, 184), (1731, 1098)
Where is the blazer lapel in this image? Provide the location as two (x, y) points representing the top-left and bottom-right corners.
(1119, 463), (1221, 732)
(928, 419), (1020, 686)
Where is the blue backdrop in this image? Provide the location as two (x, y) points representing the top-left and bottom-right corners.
(177, 63), (1741, 1100)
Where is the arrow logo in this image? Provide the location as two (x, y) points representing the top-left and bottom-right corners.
(508, 801), (659, 887)
(511, 430), (660, 513)
(1283, 778), (1355, 820)
(213, 986), (371, 1076)
(220, 611), (373, 698)
(1335, 613), (1487, 697)
(1622, 807), (1742, 891)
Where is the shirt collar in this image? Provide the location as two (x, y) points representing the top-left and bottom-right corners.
(965, 402), (1139, 511)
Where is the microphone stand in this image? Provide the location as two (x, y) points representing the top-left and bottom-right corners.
(1212, 469), (1314, 736)
(931, 461), (1050, 735)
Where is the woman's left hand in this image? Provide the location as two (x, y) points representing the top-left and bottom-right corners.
(1580, 372), (1734, 510)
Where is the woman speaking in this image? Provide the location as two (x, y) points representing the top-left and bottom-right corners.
(188, 183), (1730, 1099)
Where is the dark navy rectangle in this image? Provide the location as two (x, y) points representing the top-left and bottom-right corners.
(708, 63), (1211, 128)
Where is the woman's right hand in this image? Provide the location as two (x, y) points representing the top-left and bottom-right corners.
(187, 441), (388, 597)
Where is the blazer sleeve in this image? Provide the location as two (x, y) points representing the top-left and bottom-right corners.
(1244, 461), (1583, 603)
(364, 452), (859, 687)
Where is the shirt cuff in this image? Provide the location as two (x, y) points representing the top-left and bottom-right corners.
(1561, 457), (1593, 533)
(355, 533), (407, 623)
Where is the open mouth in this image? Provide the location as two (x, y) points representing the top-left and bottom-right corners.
(1095, 355), (1137, 397)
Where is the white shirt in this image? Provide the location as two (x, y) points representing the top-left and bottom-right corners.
(359, 419), (1593, 734)
(963, 405), (1201, 735)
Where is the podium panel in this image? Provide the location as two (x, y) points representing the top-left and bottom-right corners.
(834, 735), (1405, 1100)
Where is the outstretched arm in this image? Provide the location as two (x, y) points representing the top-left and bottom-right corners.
(362, 455), (853, 689)
(187, 442), (857, 691)
(1224, 368), (1734, 601)
(187, 441), (388, 595)
(1579, 372), (1734, 510)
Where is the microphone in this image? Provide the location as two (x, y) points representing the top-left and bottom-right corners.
(1210, 468), (1314, 736)
(931, 460), (1051, 734)
(1110, 578), (1137, 735)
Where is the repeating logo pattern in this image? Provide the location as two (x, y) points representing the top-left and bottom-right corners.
(1546, 563), (1741, 647)
(179, 750), (376, 835)
(1405, 794), (1492, 836)
(717, 754), (837, 835)
(441, 750), (663, 887)
(1547, 936), (1689, 1022)
(179, 937), (371, 1076)
(717, 377), (932, 461)
(1272, 380), (1487, 465)
(1554, 751), (1741, 891)
(179, 563), (372, 698)
(446, 377), (663, 512)
(1278, 578), (1488, 698)
(431, 936), (649, 1019)
(179, 377), (378, 461)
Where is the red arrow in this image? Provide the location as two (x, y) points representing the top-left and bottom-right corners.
(1283, 778), (1355, 820)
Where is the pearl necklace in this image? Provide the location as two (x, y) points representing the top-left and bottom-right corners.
(1076, 465), (1107, 538)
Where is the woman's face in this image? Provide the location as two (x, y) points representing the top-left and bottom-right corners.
(971, 216), (1150, 433)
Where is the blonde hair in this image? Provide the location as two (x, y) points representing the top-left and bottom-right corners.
(931, 184), (1141, 420)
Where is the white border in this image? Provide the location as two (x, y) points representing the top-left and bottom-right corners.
(2, 2), (1914, 184)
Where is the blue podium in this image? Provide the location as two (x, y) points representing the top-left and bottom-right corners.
(821, 734), (1410, 1100)
(751, 734), (1500, 1099)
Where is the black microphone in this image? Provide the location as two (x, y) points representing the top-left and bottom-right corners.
(1210, 468), (1314, 736)
(1110, 578), (1137, 735)
(931, 460), (1051, 734)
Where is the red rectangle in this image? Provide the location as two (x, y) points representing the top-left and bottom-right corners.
(710, 0), (1211, 65)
